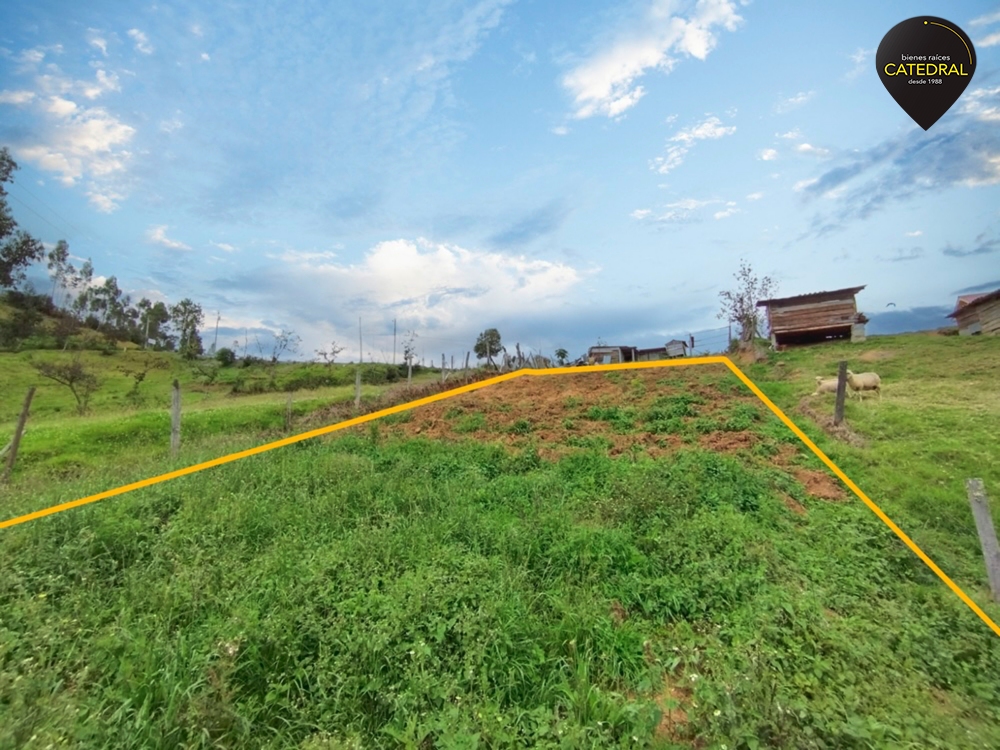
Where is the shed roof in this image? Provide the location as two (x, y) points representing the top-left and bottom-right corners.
(947, 288), (1000, 318)
(665, 339), (688, 347)
(756, 285), (866, 308)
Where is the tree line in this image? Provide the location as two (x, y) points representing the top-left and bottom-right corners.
(0, 147), (207, 356)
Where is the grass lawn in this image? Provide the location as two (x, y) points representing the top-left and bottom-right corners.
(1, 333), (999, 748)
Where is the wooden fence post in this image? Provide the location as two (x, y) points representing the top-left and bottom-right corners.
(170, 379), (181, 457)
(3, 386), (35, 484)
(967, 479), (1000, 602)
(441, 354), (446, 383)
(464, 351), (470, 379)
(834, 360), (848, 425)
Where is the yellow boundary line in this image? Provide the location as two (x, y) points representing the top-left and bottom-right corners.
(3, 356), (998, 637)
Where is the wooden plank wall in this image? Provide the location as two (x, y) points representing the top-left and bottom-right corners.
(768, 298), (857, 333)
(978, 300), (1000, 335)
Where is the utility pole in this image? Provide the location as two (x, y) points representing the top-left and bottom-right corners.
(212, 311), (221, 353)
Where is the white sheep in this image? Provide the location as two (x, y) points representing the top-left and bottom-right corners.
(812, 376), (839, 396)
(845, 370), (881, 401)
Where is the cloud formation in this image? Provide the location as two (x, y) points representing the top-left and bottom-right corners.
(147, 225), (192, 250)
(650, 115), (736, 174)
(562, 0), (744, 119)
(127, 29), (153, 54)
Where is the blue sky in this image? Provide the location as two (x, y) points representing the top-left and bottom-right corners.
(2, 0), (999, 363)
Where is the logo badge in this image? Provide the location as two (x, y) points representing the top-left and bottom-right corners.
(876, 16), (976, 130)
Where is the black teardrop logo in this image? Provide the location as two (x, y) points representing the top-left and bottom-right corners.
(876, 16), (977, 130)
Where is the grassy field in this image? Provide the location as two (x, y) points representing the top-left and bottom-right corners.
(1, 333), (1000, 748)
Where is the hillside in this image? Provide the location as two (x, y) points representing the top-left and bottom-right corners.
(1, 332), (999, 748)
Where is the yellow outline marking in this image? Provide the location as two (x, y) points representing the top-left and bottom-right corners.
(929, 21), (974, 65)
(3, 356), (999, 638)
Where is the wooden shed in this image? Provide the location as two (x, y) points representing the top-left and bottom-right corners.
(635, 346), (668, 362)
(756, 285), (867, 347)
(665, 339), (689, 358)
(586, 345), (638, 365)
(947, 289), (1000, 335)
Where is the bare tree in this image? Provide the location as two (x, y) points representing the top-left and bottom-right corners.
(315, 340), (345, 366)
(117, 351), (168, 405)
(717, 259), (777, 346)
(270, 329), (301, 363)
(31, 353), (102, 414)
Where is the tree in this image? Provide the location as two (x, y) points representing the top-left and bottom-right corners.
(474, 328), (503, 369)
(117, 351), (168, 406)
(270, 329), (301, 363)
(402, 331), (418, 366)
(555, 348), (569, 366)
(315, 340), (345, 366)
(0, 148), (47, 290)
(717, 259), (777, 346)
(215, 347), (237, 367)
(30, 353), (102, 414)
(169, 298), (204, 359)
(46, 239), (71, 303)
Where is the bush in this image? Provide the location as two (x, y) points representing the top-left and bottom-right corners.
(216, 347), (237, 367)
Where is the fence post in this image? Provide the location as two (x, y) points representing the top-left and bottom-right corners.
(464, 351), (470, 379)
(170, 379), (181, 457)
(967, 479), (1000, 602)
(834, 361), (848, 425)
(441, 353), (446, 383)
(355, 366), (361, 409)
(2, 386), (35, 484)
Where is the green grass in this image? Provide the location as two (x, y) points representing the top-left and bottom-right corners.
(2, 332), (1000, 748)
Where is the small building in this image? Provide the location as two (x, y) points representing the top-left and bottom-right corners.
(947, 289), (1000, 335)
(586, 345), (638, 365)
(756, 285), (868, 347)
(665, 339), (689, 358)
(635, 346), (668, 362)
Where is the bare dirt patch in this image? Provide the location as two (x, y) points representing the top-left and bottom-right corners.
(366, 366), (768, 462)
(653, 675), (694, 744)
(793, 468), (847, 501)
(781, 493), (807, 515)
(796, 398), (867, 448)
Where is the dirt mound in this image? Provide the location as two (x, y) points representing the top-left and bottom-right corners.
(793, 468), (847, 501)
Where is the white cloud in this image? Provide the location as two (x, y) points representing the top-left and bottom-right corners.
(746, 192), (763, 200)
(160, 116), (183, 133)
(970, 10), (1000, 26)
(633, 197), (723, 223)
(960, 86), (1000, 122)
(128, 29), (153, 54)
(551, 125), (569, 136)
(775, 90), (815, 113)
(795, 142), (830, 157)
(0, 89), (35, 105)
(87, 30), (108, 56)
(561, 0), (744, 119)
(200, 52), (211, 62)
(191, 24), (204, 37)
(16, 105), (135, 187)
(845, 48), (872, 80)
(650, 115), (736, 174)
(267, 238), (584, 333)
(665, 114), (677, 124)
(146, 225), (192, 250)
(758, 148), (778, 161)
(45, 96), (77, 118)
(713, 201), (739, 220)
(904, 230), (922, 237)
(776, 129), (801, 139)
(979, 32), (1000, 47)
(793, 177), (818, 192)
(210, 241), (237, 253)
(86, 186), (125, 213)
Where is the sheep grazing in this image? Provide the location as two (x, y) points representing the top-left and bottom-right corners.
(812, 376), (839, 396)
(845, 370), (881, 401)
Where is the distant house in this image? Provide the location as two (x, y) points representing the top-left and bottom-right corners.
(586, 345), (639, 365)
(947, 289), (1000, 335)
(635, 346), (668, 362)
(665, 339), (689, 358)
(756, 285), (868, 347)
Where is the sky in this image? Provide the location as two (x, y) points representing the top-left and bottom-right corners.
(2, 0), (999, 364)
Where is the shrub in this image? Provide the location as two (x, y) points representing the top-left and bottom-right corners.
(216, 347), (237, 367)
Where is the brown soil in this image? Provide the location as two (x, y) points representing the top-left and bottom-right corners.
(365, 366), (766, 461)
(796, 398), (867, 448)
(859, 349), (894, 362)
(792, 468), (847, 501)
(780, 493), (807, 515)
(653, 675), (693, 743)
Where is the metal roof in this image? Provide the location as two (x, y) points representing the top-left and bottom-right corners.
(947, 288), (1000, 318)
(756, 285), (866, 308)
